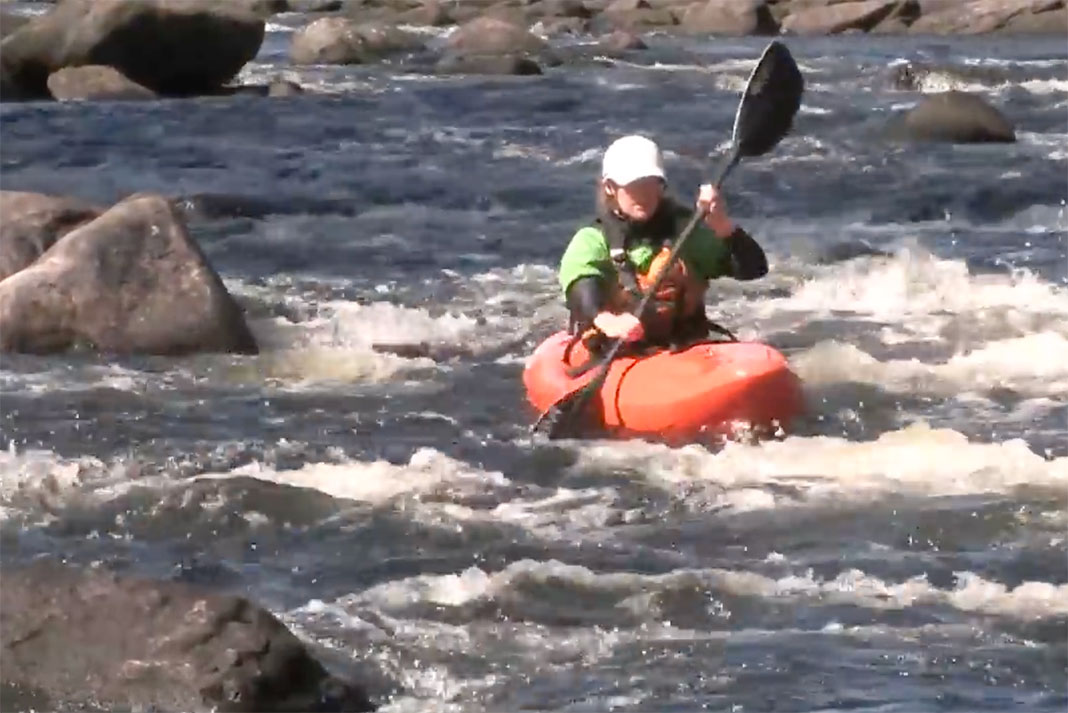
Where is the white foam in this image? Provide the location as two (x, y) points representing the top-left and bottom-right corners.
(1017, 131), (1068, 161)
(1018, 78), (1068, 95)
(285, 600), (639, 707)
(0, 448), (95, 509)
(905, 71), (1068, 96)
(317, 300), (482, 349)
(782, 245), (1068, 326)
(339, 558), (1068, 621)
(396, 23), (454, 38)
(913, 75), (996, 94)
(4, 5), (49, 17)
(961, 58), (1067, 69)
(591, 75), (646, 91)
(423, 486), (623, 541)
(554, 146), (602, 167)
(196, 448), (511, 505)
(571, 422), (1068, 509)
(492, 142), (555, 162)
(230, 317), (419, 388)
(235, 61), (377, 94)
(234, 301), (496, 387)
(793, 331), (1068, 397)
(0, 363), (149, 395)
(0, 447), (157, 522)
(714, 73), (748, 93)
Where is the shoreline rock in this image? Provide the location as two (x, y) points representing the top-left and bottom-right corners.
(2, 0), (1063, 93)
(285, 0), (1068, 38)
(0, 560), (376, 712)
(272, 0), (1067, 73)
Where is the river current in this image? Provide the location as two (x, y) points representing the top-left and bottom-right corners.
(1, 12), (1066, 712)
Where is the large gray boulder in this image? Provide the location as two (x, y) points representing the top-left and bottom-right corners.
(0, 0), (265, 99)
(0, 192), (259, 355)
(0, 560), (375, 712)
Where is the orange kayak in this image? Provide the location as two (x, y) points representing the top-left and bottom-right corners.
(523, 331), (804, 443)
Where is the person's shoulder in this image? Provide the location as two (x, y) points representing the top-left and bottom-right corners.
(567, 224), (608, 251)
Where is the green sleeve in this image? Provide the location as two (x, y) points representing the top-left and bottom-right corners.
(558, 226), (613, 296)
(682, 222), (732, 280)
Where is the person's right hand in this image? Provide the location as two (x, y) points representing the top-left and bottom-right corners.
(593, 311), (644, 342)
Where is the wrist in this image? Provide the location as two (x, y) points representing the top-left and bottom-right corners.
(707, 216), (735, 239)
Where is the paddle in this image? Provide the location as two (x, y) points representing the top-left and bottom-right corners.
(531, 40), (804, 440)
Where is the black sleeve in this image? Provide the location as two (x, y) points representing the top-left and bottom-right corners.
(565, 276), (608, 331)
(724, 226), (768, 280)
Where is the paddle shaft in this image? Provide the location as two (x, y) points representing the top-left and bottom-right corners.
(552, 145), (744, 427)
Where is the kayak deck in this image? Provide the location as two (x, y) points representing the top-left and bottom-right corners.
(524, 331), (804, 443)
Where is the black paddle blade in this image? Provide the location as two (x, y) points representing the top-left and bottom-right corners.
(732, 41), (805, 158)
(531, 381), (597, 439)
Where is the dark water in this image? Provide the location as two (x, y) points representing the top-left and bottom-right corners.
(1, 16), (1066, 712)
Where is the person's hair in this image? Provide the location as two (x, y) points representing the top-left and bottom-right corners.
(595, 177), (616, 217)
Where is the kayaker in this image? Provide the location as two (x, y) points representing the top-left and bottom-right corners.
(558, 134), (769, 354)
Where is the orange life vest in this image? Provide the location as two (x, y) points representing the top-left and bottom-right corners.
(563, 246), (708, 377)
(609, 244), (707, 342)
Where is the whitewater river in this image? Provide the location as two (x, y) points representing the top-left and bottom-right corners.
(1, 14), (1066, 712)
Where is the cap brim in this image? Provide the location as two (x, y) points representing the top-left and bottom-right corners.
(604, 167), (665, 186)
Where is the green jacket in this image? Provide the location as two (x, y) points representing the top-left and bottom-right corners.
(558, 214), (734, 298)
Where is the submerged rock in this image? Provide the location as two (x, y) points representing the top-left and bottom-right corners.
(888, 90), (1016, 143)
(435, 52), (544, 75)
(0, 559), (376, 712)
(0, 192), (259, 355)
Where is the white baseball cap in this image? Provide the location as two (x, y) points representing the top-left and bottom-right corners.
(601, 134), (665, 186)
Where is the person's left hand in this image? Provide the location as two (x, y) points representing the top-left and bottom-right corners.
(696, 183), (735, 239)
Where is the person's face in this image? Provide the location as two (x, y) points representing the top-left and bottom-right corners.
(606, 176), (664, 221)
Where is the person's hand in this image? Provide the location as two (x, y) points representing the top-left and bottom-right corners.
(593, 311), (644, 342)
(696, 183), (735, 239)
